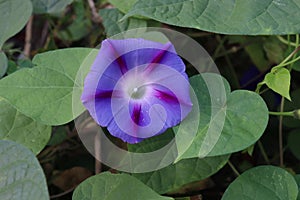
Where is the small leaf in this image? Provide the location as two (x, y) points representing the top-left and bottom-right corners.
(263, 36), (286, 64)
(72, 172), (173, 200)
(0, 48), (98, 125)
(264, 67), (291, 100)
(0, 0), (32, 48)
(31, 0), (73, 14)
(0, 140), (49, 200)
(125, 0), (300, 35)
(288, 129), (300, 160)
(0, 98), (51, 154)
(100, 8), (147, 37)
(222, 166), (298, 200)
(0, 51), (8, 78)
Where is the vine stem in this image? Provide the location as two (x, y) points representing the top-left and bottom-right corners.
(277, 35), (298, 47)
(269, 111), (294, 117)
(228, 160), (240, 176)
(87, 0), (102, 23)
(279, 97), (285, 167)
(95, 133), (102, 174)
(258, 140), (270, 164)
(23, 16), (33, 57)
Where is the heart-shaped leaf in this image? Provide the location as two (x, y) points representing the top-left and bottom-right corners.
(0, 140), (49, 200)
(72, 172), (173, 200)
(124, 0), (300, 35)
(0, 48), (97, 125)
(175, 73), (268, 160)
(222, 166), (298, 200)
(0, 98), (51, 154)
(264, 67), (291, 100)
(0, 0), (32, 48)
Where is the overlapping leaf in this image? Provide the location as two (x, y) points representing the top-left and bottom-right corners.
(0, 48), (98, 125)
(222, 166), (298, 200)
(124, 0), (300, 35)
(0, 0), (32, 48)
(73, 172), (173, 200)
(175, 73), (268, 160)
(0, 98), (51, 154)
(0, 140), (49, 200)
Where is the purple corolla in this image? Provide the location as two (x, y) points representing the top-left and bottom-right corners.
(81, 38), (192, 143)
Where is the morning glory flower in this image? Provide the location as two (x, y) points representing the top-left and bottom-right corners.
(81, 38), (192, 143)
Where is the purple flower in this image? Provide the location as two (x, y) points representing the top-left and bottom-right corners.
(81, 38), (192, 143)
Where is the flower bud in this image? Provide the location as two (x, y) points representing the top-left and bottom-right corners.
(293, 109), (300, 120)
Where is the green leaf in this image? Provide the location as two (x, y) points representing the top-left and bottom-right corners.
(175, 74), (268, 159)
(72, 172), (173, 200)
(132, 155), (229, 194)
(222, 166), (298, 200)
(31, 0), (73, 14)
(124, 0), (300, 35)
(0, 48), (98, 125)
(288, 129), (300, 160)
(0, 51), (7, 78)
(108, 0), (137, 13)
(128, 129), (229, 194)
(100, 8), (147, 37)
(47, 126), (67, 146)
(0, 98), (51, 154)
(0, 0), (32, 48)
(0, 140), (49, 200)
(283, 89), (300, 128)
(264, 67), (291, 100)
(294, 175), (300, 200)
(263, 36), (286, 64)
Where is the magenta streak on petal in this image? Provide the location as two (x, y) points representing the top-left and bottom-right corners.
(95, 90), (124, 99)
(106, 41), (128, 74)
(144, 43), (173, 74)
(153, 89), (178, 104)
(130, 103), (142, 138)
(131, 103), (142, 125)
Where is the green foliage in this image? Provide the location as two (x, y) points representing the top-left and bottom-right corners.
(0, 0), (32, 48)
(175, 73), (269, 160)
(0, 48), (97, 125)
(283, 89), (300, 128)
(0, 140), (49, 200)
(288, 129), (300, 160)
(108, 0), (137, 13)
(222, 166), (298, 200)
(31, 0), (73, 14)
(263, 67), (291, 100)
(100, 8), (147, 37)
(56, 0), (92, 42)
(0, 51), (7, 78)
(0, 98), (51, 154)
(73, 172), (173, 200)
(124, 0), (300, 35)
(128, 130), (229, 194)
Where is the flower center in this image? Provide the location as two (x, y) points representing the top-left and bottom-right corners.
(130, 86), (146, 99)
